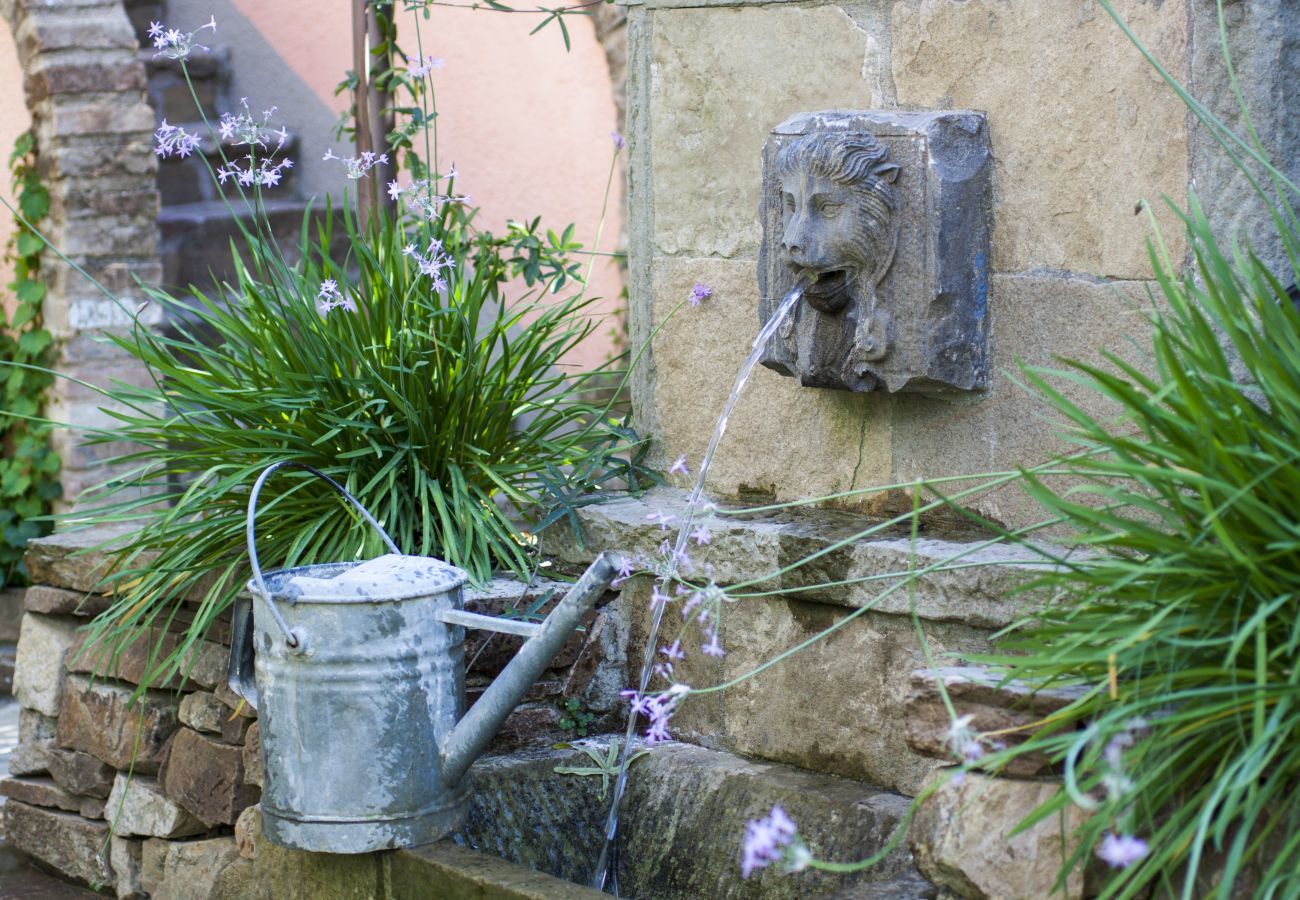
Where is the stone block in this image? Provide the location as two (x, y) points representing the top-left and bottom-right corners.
(80, 795), (106, 819)
(19, 706), (58, 741)
(234, 804), (259, 859)
(47, 746), (115, 798)
(648, 4), (887, 259)
(220, 711), (253, 745)
(9, 739), (55, 776)
(16, 9), (137, 55)
(2, 799), (113, 888)
(105, 773), (206, 838)
(904, 666), (1086, 776)
(110, 835), (146, 900)
(0, 775), (84, 813)
(12, 612), (79, 715)
(622, 574), (999, 795)
(562, 606), (630, 714)
(242, 722), (261, 787)
(26, 60), (147, 103)
(642, 256), (891, 503)
(890, 0), (1188, 278)
(67, 627), (227, 691)
(57, 673), (180, 771)
(758, 110), (992, 394)
(23, 523), (142, 594)
(461, 576), (587, 677)
(160, 727), (259, 827)
(149, 837), (242, 900)
(253, 834), (386, 900)
(215, 679), (258, 718)
(0, 587), (25, 640)
(23, 584), (112, 616)
(178, 691), (225, 734)
(910, 771), (1088, 899)
(392, 841), (608, 900)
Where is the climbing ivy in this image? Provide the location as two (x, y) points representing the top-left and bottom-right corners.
(0, 130), (60, 588)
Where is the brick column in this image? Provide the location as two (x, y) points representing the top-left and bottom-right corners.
(1, 0), (161, 510)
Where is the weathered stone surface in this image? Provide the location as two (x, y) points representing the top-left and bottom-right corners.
(545, 489), (1052, 629)
(149, 837), (243, 900)
(9, 739), (56, 776)
(242, 722), (261, 787)
(759, 110), (992, 395)
(215, 679), (258, 718)
(0, 775), (84, 813)
(2, 799), (113, 888)
(890, 0), (1188, 278)
(79, 795), (106, 819)
(393, 841), (609, 900)
(562, 606), (630, 714)
(19, 706), (59, 741)
(160, 727), (259, 827)
(641, 257), (891, 504)
(178, 690), (225, 735)
(220, 709), (254, 745)
(105, 773), (206, 838)
(905, 666), (1086, 776)
(0, 586), (25, 640)
(46, 746), (115, 799)
(141, 838), (167, 895)
(460, 739), (922, 898)
(13, 611), (80, 715)
(462, 576), (589, 677)
(210, 856), (257, 900)
(253, 831), (385, 900)
(910, 771), (1088, 899)
(110, 835), (146, 900)
(57, 673), (179, 771)
(234, 803), (259, 859)
(649, 5), (887, 259)
(67, 627), (227, 691)
(23, 523), (142, 594)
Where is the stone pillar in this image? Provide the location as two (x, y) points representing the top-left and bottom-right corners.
(1, 0), (161, 510)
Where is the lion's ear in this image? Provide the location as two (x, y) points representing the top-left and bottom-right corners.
(877, 164), (900, 185)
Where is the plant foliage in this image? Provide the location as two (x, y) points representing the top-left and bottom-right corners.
(0, 131), (60, 587)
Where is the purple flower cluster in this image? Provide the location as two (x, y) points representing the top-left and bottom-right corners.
(408, 55), (445, 78)
(622, 683), (690, 745)
(323, 148), (390, 180)
(688, 282), (713, 306)
(1098, 833), (1148, 869)
(154, 120), (201, 160)
(214, 100), (293, 189)
(402, 239), (456, 293)
(147, 17), (215, 61)
(388, 174), (471, 220)
(315, 279), (356, 316)
(741, 805), (808, 878)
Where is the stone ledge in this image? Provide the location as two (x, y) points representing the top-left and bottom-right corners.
(392, 842), (610, 900)
(544, 489), (1066, 629)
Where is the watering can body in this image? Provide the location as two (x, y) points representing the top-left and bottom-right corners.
(230, 463), (618, 854)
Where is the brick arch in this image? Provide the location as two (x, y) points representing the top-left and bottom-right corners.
(0, 0), (160, 509)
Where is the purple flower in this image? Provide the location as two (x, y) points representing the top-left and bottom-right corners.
(649, 584), (670, 610)
(691, 525), (712, 546)
(660, 639), (685, 661)
(702, 630), (725, 658)
(387, 180), (404, 202)
(611, 130), (626, 150)
(154, 119), (201, 159)
(741, 805), (800, 879)
(315, 278), (353, 315)
(1098, 833), (1148, 869)
(621, 689), (652, 718)
(688, 282), (713, 306)
(640, 683), (689, 745)
(669, 454), (689, 477)
(409, 54), (445, 78)
(646, 509), (677, 531)
(148, 15), (215, 60)
(323, 148), (390, 180)
(612, 556), (635, 587)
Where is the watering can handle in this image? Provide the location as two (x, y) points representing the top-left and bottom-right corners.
(246, 461), (401, 650)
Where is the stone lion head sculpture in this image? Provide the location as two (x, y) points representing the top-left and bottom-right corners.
(774, 131), (900, 315)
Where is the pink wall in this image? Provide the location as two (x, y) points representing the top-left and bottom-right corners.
(0, 17), (32, 318)
(174, 0), (624, 368)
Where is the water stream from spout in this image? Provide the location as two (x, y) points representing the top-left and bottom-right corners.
(591, 283), (806, 893)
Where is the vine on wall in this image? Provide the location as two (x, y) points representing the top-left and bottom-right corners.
(1, 130), (60, 588)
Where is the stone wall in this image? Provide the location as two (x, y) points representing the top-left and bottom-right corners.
(4, 526), (626, 895)
(625, 0), (1295, 528)
(0, 0), (162, 509)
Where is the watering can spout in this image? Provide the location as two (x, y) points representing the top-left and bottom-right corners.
(439, 552), (620, 787)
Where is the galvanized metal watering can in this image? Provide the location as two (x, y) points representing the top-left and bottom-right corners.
(228, 461), (618, 854)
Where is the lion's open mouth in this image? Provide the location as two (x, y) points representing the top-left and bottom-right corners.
(807, 268), (849, 296)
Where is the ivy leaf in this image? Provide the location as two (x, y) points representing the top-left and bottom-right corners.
(8, 131), (33, 166)
(15, 280), (45, 307)
(16, 232), (44, 257)
(17, 330), (51, 357)
(19, 185), (48, 222)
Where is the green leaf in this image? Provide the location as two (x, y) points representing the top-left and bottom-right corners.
(16, 232), (44, 257)
(17, 330), (51, 357)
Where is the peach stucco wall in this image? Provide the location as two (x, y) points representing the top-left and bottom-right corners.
(170, 0), (624, 367)
(0, 17), (33, 316)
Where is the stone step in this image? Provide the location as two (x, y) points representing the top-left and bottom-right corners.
(158, 198), (315, 292)
(460, 738), (931, 899)
(140, 47), (231, 124)
(156, 120), (300, 205)
(544, 487), (1066, 630)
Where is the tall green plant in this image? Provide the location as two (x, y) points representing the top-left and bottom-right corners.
(0, 131), (60, 587)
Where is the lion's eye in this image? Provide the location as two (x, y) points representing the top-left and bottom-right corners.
(817, 200), (843, 217)
(783, 195), (795, 213)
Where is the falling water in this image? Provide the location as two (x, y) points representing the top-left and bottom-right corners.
(591, 282), (807, 893)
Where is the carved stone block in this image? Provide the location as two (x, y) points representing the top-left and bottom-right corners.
(759, 109), (992, 393)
